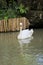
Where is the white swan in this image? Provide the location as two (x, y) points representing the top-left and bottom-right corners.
(17, 23), (34, 39)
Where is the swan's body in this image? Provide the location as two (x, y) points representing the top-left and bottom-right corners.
(17, 29), (33, 39)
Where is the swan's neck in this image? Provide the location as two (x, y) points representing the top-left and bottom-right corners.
(20, 27), (22, 32)
(20, 22), (22, 32)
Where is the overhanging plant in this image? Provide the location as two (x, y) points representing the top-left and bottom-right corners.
(18, 3), (29, 16)
(12, 2), (29, 17)
(3, 3), (29, 19)
(15, 3), (29, 17)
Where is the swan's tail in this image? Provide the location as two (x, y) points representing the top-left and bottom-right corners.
(30, 29), (34, 35)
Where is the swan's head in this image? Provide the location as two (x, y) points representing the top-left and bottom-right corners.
(20, 22), (22, 26)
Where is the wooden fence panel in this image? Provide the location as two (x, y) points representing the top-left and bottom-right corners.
(0, 17), (30, 32)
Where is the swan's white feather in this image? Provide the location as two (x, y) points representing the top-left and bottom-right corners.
(17, 29), (34, 39)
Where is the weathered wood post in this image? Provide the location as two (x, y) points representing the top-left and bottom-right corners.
(16, 18), (20, 31)
(8, 18), (13, 31)
(4, 17), (8, 32)
(0, 20), (4, 32)
(11, 18), (17, 31)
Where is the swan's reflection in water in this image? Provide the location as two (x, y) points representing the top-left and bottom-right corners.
(18, 36), (33, 44)
(18, 36), (35, 65)
(18, 36), (33, 53)
(18, 36), (33, 52)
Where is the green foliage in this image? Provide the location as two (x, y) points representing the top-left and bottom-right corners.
(4, 8), (18, 18)
(0, 10), (6, 20)
(0, 1), (29, 20)
(0, 0), (7, 9)
(4, 16), (8, 20)
(14, 3), (29, 17)
(18, 3), (29, 14)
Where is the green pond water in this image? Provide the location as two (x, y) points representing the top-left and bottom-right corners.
(0, 29), (43, 65)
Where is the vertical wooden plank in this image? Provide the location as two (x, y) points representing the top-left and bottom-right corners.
(8, 18), (13, 31)
(23, 17), (27, 29)
(0, 20), (4, 32)
(11, 18), (17, 31)
(3, 19), (8, 32)
(26, 18), (30, 28)
(16, 18), (20, 31)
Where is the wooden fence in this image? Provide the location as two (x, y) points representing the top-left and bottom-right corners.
(0, 17), (30, 32)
